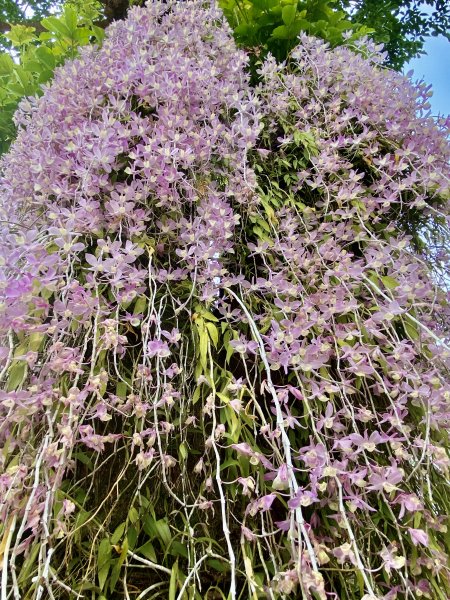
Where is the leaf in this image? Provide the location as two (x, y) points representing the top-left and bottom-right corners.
(133, 295), (147, 315)
(13, 64), (33, 87)
(63, 6), (78, 36)
(35, 46), (56, 71)
(138, 540), (157, 562)
(169, 560), (178, 600)
(97, 538), (111, 591)
(0, 516), (14, 569)
(205, 322), (219, 348)
(430, 578), (448, 600)
(28, 332), (44, 352)
(270, 24), (290, 39)
(271, 19), (308, 39)
(116, 381), (128, 399)
(110, 522), (126, 545)
(128, 507), (139, 524)
(192, 386), (201, 405)
(16, 543), (40, 585)
(404, 319), (419, 340)
(143, 514), (157, 538)
(7, 361), (27, 391)
(216, 391), (230, 403)
(41, 16), (72, 39)
(92, 25), (105, 44)
(414, 512), (422, 529)
(0, 53), (15, 75)
(207, 558), (230, 572)
(155, 519), (171, 547)
(198, 309), (219, 323)
(224, 331), (235, 365)
(381, 275), (399, 290)
(127, 526), (138, 549)
(4, 25), (36, 47)
(178, 442), (188, 462)
(282, 5), (296, 27)
(169, 541), (188, 559)
(109, 538), (128, 593)
(196, 319), (208, 371)
(73, 451), (94, 470)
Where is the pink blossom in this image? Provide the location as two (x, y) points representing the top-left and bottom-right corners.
(408, 528), (429, 547)
(147, 340), (171, 359)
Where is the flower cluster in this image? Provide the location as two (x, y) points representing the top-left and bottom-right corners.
(0, 3), (449, 599)
(229, 34), (450, 598)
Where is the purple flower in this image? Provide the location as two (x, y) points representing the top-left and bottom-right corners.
(408, 528), (429, 547)
(258, 493), (276, 512)
(394, 493), (423, 519)
(368, 464), (404, 493)
(147, 340), (171, 359)
(229, 335), (258, 355)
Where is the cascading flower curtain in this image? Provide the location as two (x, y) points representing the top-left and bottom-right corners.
(0, 1), (449, 599)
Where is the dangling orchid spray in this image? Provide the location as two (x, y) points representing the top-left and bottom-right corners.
(0, 1), (449, 599)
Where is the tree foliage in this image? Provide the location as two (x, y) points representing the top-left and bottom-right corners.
(0, 2), (104, 154)
(338, 0), (450, 70)
(1, 0), (449, 154)
(0, 2), (449, 599)
(218, 0), (373, 63)
(0, 0), (60, 25)
(220, 0), (450, 69)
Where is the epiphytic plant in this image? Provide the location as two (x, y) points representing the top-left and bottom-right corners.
(0, 1), (449, 599)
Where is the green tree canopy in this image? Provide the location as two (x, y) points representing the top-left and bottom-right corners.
(2, 1), (450, 69)
(338, 0), (450, 70)
(221, 0), (450, 69)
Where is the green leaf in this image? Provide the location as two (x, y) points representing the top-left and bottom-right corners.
(414, 512), (422, 529)
(28, 332), (44, 352)
(404, 319), (419, 341)
(155, 519), (171, 547)
(116, 381), (128, 399)
(207, 558), (230, 572)
(4, 25), (36, 47)
(73, 451), (94, 470)
(197, 307), (219, 322)
(92, 25), (105, 44)
(63, 6), (78, 36)
(205, 322), (219, 348)
(35, 46), (56, 70)
(133, 295), (147, 315)
(138, 541), (157, 562)
(282, 5), (296, 27)
(41, 16), (72, 39)
(270, 25), (290, 39)
(169, 560), (178, 600)
(0, 53), (14, 75)
(430, 578), (448, 600)
(7, 361), (27, 391)
(14, 64), (32, 86)
(196, 319), (208, 371)
(192, 386), (201, 405)
(178, 442), (188, 462)
(272, 19), (308, 39)
(128, 507), (139, 524)
(381, 275), (399, 290)
(225, 334), (234, 364)
(127, 525), (138, 549)
(169, 541), (189, 559)
(251, 0), (272, 10)
(109, 538), (128, 593)
(110, 522), (126, 545)
(97, 538), (111, 591)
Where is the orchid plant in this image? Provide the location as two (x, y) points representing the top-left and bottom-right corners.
(0, 1), (449, 599)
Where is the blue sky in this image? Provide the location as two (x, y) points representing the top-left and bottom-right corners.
(405, 35), (450, 118)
